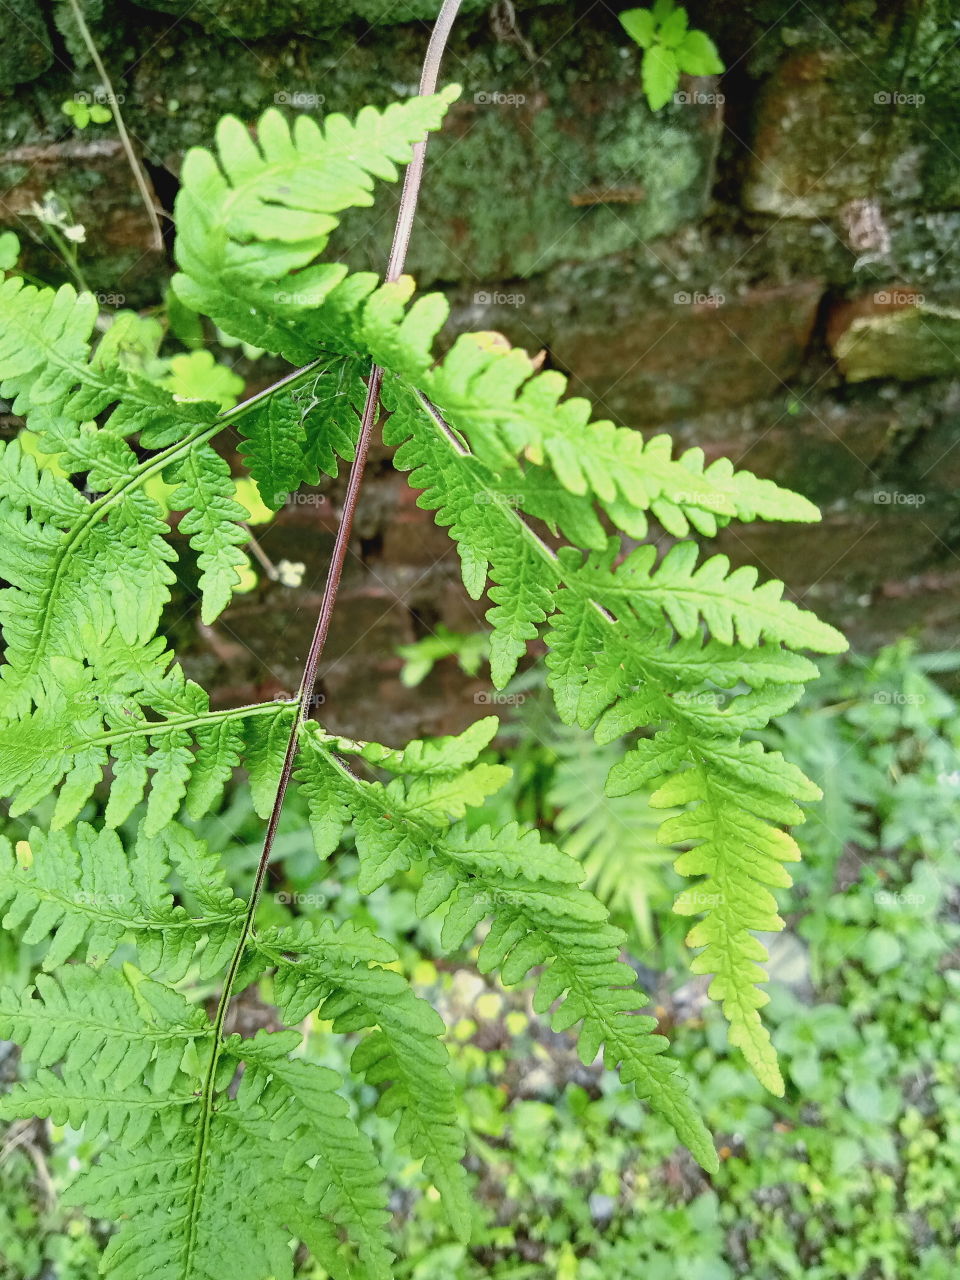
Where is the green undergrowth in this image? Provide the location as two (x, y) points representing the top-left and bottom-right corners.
(3, 639), (959, 1278)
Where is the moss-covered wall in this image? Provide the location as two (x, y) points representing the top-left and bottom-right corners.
(1, 0), (958, 738)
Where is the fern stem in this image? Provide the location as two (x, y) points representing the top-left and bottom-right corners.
(233, 0), (465, 986)
(63, 0), (164, 254)
(180, 4), (464, 1268)
(63, 698), (291, 753)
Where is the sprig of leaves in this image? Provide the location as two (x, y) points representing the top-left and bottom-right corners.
(620, 0), (724, 110)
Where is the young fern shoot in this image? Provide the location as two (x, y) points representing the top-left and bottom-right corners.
(0, 6), (845, 1276)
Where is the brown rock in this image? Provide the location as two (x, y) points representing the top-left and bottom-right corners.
(708, 506), (952, 589)
(553, 281), (823, 427)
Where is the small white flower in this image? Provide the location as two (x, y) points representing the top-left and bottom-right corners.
(276, 558), (305, 588)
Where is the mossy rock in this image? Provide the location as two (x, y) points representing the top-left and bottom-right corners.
(0, 0), (53, 90)
(833, 301), (960, 383)
(108, 3), (718, 285)
(131, 0), (521, 37)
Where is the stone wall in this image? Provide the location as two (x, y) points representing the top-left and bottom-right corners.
(1, 0), (959, 740)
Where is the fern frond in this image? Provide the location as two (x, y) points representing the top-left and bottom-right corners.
(296, 722), (510, 891)
(333, 712), (499, 775)
(67, 1122), (300, 1280)
(45, 1037), (392, 1280)
(0, 276), (212, 441)
(238, 355), (365, 509)
(0, 434), (177, 717)
(408, 330), (823, 539)
(0, 1071), (198, 1146)
(291, 272), (822, 542)
(382, 380), (562, 686)
(0, 816), (394, 1279)
(648, 739), (820, 1092)
(166, 443), (250, 623)
(294, 733), (717, 1171)
(260, 920), (472, 1240)
(0, 79), (854, 1258)
(0, 822), (243, 978)
(0, 965), (210, 1095)
(172, 90), (459, 361)
(0, 660), (289, 830)
(568, 538), (845, 653)
(0, 305), (243, 713)
(246, 702), (298, 816)
(386, 398), (842, 1089)
(237, 1031), (395, 1278)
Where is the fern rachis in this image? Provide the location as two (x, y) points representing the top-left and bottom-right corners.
(0, 2), (847, 1273)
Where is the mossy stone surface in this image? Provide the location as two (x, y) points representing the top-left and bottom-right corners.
(832, 302), (960, 383)
(133, 0), (505, 38)
(0, 0), (53, 90)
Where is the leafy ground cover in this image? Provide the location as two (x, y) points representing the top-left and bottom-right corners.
(2, 639), (959, 1278)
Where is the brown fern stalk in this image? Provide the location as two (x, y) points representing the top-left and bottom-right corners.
(208, 0), (465, 1065)
(179, 8), (464, 1257)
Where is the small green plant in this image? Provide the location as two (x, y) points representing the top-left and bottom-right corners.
(398, 626), (490, 687)
(0, 3), (846, 1274)
(60, 96), (112, 129)
(620, 0), (724, 110)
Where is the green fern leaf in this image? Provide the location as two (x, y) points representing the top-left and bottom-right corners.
(570, 539), (846, 654)
(0, 822), (243, 978)
(0, 79), (855, 1258)
(651, 740), (820, 1092)
(173, 90), (459, 361)
(245, 702), (297, 816)
(293, 731), (716, 1170)
(0, 658), (287, 830)
(420, 823), (718, 1172)
(167, 444), (250, 623)
(0, 964), (209, 1094)
(262, 920), (472, 1240)
(239, 356), (364, 508)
